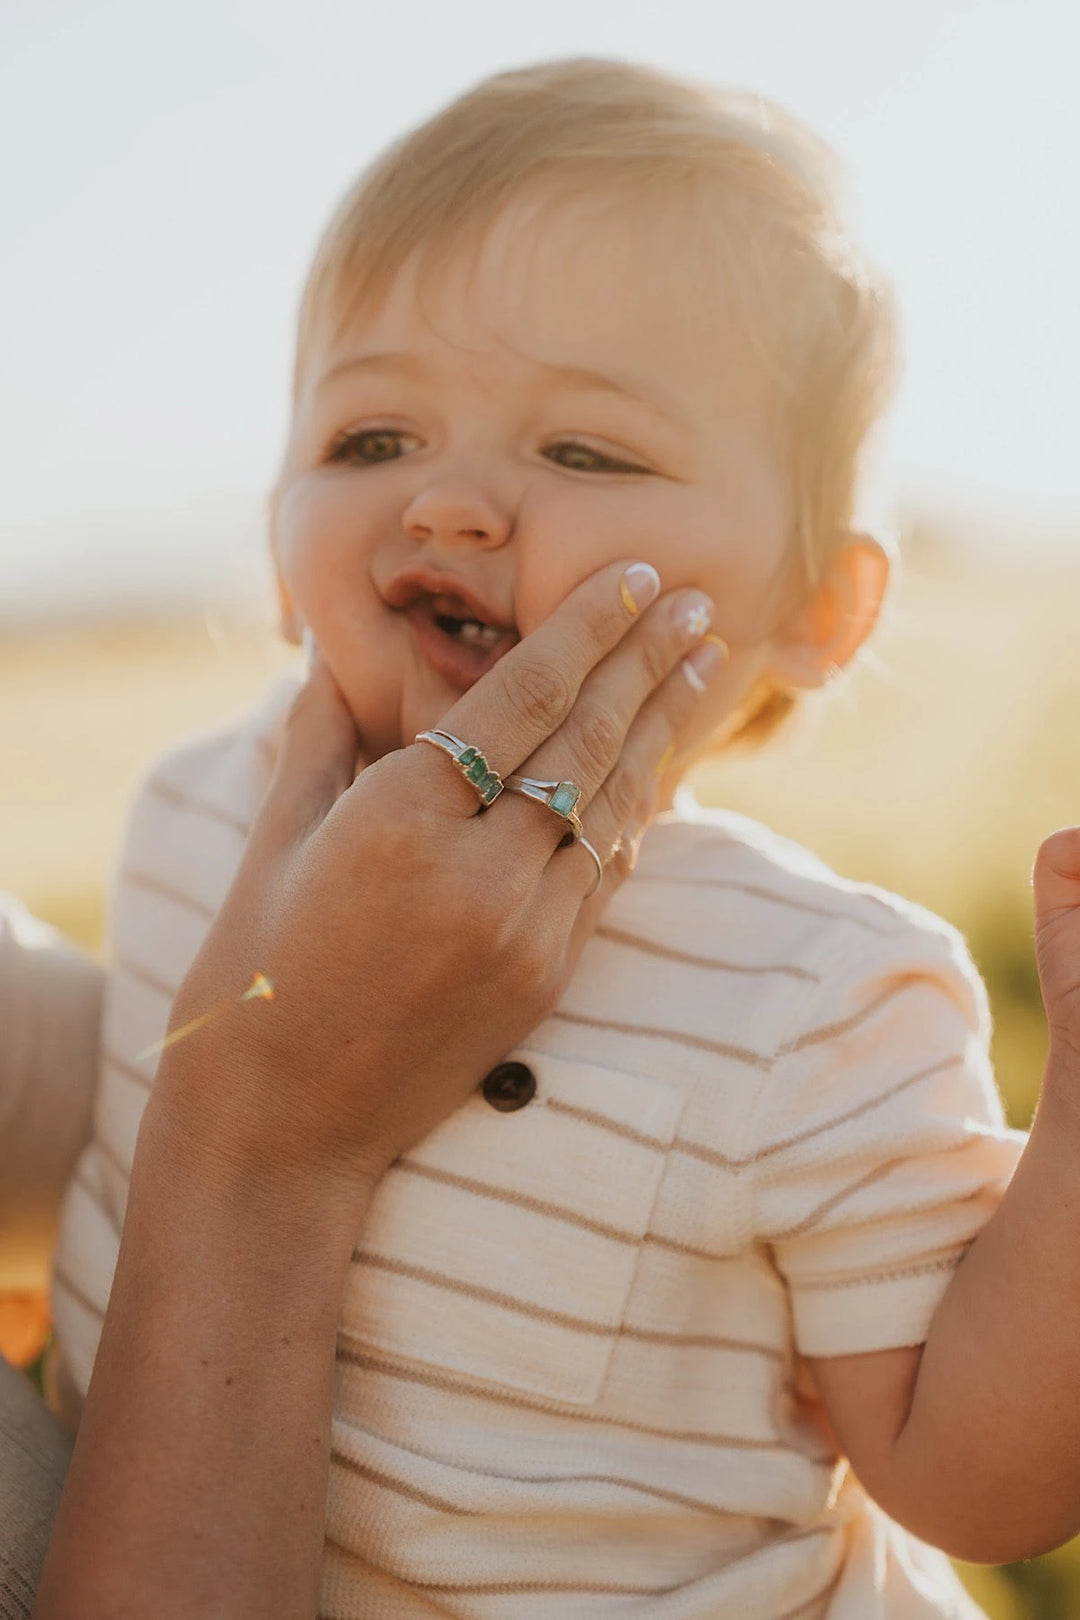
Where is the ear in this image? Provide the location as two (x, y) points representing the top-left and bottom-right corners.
(766, 532), (890, 691)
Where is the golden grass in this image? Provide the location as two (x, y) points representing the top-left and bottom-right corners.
(3, 557), (1079, 1616)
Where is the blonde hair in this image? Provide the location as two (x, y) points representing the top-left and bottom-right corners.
(288, 57), (899, 749)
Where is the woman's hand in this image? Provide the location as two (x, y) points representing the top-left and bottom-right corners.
(149, 558), (723, 1208)
(1033, 827), (1080, 1089)
(32, 558), (724, 1620)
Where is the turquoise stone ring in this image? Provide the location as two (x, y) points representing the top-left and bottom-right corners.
(415, 730), (504, 805)
(503, 773), (585, 840)
(503, 773), (603, 898)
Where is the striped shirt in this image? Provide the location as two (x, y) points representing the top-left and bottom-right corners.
(49, 676), (1025, 1618)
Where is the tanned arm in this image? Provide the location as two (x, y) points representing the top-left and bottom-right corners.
(32, 1088), (371, 1620)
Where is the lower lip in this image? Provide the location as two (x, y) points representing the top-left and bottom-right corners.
(402, 603), (517, 692)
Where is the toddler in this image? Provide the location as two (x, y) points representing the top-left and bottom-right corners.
(47, 58), (1046, 1618)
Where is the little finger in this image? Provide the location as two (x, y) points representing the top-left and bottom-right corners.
(557, 633), (730, 901)
(508, 585), (716, 847)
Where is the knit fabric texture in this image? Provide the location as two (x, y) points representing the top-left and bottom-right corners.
(47, 678), (1024, 1618)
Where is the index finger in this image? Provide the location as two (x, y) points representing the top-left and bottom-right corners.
(424, 559), (661, 794)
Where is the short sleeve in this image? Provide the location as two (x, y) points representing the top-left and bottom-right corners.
(745, 917), (1028, 1357)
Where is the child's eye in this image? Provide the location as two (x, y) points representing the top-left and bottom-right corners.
(544, 440), (650, 475)
(326, 428), (418, 465)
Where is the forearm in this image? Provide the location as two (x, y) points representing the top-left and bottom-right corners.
(886, 1064), (1080, 1563)
(32, 1090), (372, 1620)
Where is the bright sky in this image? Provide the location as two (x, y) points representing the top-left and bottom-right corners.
(1, 0), (1078, 608)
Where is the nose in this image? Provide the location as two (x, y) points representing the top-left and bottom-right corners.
(401, 476), (512, 550)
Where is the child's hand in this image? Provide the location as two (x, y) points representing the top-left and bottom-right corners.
(1032, 828), (1080, 1076)
(146, 559), (725, 1214)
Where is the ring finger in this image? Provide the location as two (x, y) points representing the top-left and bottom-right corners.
(502, 589), (720, 880)
(579, 634), (728, 873)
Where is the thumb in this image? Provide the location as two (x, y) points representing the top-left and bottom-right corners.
(1032, 827), (1080, 929)
(255, 648), (363, 852)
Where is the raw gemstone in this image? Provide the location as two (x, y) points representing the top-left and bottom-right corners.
(466, 756), (490, 785)
(550, 782), (581, 816)
(480, 773), (502, 802)
(457, 747), (479, 768)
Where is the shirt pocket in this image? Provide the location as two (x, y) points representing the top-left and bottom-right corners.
(340, 1045), (685, 1406)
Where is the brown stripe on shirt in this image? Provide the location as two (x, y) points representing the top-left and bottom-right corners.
(552, 1007), (771, 1068)
(325, 1523), (834, 1597)
(350, 1250), (623, 1336)
(395, 1157), (641, 1245)
(114, 955), (179, 1002)
(72, 1168), (121, 1239)
(354, 1253), (782, 1361)
(146, 774), (251, 837)
(788, 976), (934, 1053)
(335, 1340), (789, 1451)
(544, 1096), (671, 1150)
(92, 1127), (130, 1180)
(675, 1054), (959, 1170)
(336, 1438), (755, 1517)
(120, 866), (216, 921)
(631, 872), (901, 934)
(772, 1138), (981, 1239)
(595, 923), (820, 982)
(52, 1265), (105, 1323)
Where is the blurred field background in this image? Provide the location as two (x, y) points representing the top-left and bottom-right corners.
(3, 535), (1080, 1615)
(5, 2), (1080, 1612)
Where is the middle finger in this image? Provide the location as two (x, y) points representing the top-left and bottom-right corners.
(495, 584), (715, 843)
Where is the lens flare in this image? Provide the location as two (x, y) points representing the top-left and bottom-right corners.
(135, 973), (275, 1063)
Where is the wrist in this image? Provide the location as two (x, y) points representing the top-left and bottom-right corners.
(135, 1061), (380, 1279)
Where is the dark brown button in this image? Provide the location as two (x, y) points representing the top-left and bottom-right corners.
(481, 1060), (537, 1112)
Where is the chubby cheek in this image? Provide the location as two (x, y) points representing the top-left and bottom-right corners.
(273, 477), (406, 748)
(511, 485), (774, 644)
(511, 488), (672, 635)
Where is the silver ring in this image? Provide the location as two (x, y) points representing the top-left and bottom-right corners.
(415, 730), (504, 806)
(503, 774), (584, 840)
(503, 774), (602, 899)
(578, 834), (604, 900)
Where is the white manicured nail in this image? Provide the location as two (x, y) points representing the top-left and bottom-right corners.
(681, 636), (728, 693)
(682, 597), (714, 638)
(620, 563), (662, 615)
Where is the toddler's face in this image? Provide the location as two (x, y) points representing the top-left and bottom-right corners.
(273, 190), (800, 764)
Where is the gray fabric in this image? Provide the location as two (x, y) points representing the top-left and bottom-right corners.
(0, 1355), (71, 1619)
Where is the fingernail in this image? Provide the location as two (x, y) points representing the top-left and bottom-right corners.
(681, 635), (729, 693)
(620, 562), (661, 616)
(301, 626), (318, 673)
(681, 594), (715, 638)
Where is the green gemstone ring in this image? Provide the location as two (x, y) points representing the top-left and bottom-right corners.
(503, 773), (603, 897)
(415, 729), (504, 805)
(503, 773), (584, 840)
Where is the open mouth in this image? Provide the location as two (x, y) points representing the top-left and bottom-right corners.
(402, 591), (519, 691)
(431, 609), (504, 650)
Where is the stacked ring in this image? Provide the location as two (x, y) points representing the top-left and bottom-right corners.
(503, 776), (583, 838)
(503, 774), (604, 900)
(415, 730), (504, 805)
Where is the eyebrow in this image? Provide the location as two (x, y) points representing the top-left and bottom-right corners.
(314, 349), (692, 434)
